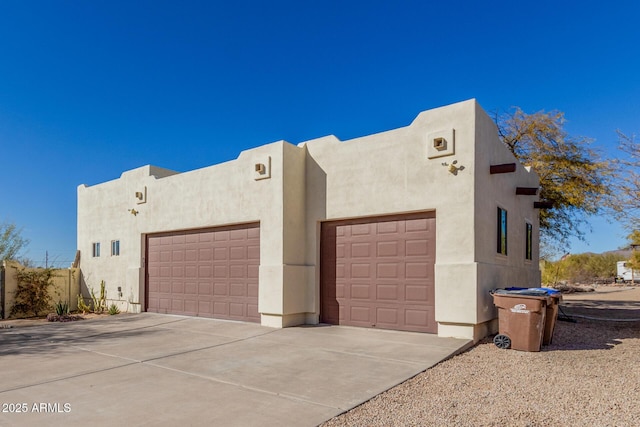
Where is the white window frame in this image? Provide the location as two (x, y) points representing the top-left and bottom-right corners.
(111, 240), (120, 256)
(92, 242), (101, 257)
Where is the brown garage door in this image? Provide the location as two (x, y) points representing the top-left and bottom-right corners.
(146, 223), (260, 322)
(321, 212), (436, 333)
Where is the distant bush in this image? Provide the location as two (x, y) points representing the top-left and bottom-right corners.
(542, 252), (627, 285)
(10, 267), (56, 317)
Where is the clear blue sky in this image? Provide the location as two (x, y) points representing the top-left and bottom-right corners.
(1, 1), (638, 266)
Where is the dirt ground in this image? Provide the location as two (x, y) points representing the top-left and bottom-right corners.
(560, 285), (640, 320)
(322, 285), (640, 426)
(0, 312), (115, 328)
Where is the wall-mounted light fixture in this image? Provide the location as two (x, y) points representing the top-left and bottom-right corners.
(442, 160), (465, 176)
(128, 208), (139, 216)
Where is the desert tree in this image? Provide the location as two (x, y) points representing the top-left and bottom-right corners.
(0, 221), (29, 261)
(496, 108), (613, 253)
(611, 131), (639, 230)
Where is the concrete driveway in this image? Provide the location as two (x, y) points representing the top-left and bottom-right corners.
(0, 314), (471, 427)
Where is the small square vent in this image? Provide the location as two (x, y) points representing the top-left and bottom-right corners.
(253, 155), (271, 180)
(427, 129), (455, 159)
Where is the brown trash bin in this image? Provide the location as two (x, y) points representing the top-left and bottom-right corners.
(492, 293), (550, 352)
(543, 293), (562, 345)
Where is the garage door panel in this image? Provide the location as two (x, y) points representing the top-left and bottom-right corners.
(159, 298), (171, 310)
(377, 241), (399, 257)
(213, 247), (227, 260)
(160, 281), (171, 293)
(198, 265), (212, 278)
(228, 303), (242, 316)
(377, 263), (398, 278)
(350, 284), (371, 299)
(405, 309), (430, 329)
(230, 265), (245, 278)
(405, 284), (428, 302)
(377, 284), (399, 300)
(213, 302), (228, 316)
(405, 240), (428, 256)
(351, 263), (371, 278)
(336, 263), (345, 279)
(146, 223), (260, 323)
(376, 307), (398, 325)
(248, 265), (259, 279)
(336, 242), (345, 258)
(247, 303), (259, 318)
(321, 213), (436, 333)
(197, 283), (211, 295)
(172, 282), (184, 293)
(350, 306), (372, 322)
(248, 245), (260, 259)
(185, 249), (197, 261)
(214, 265), (228, 278)
(214, 231), (229, 242)
(185, 266), (197, 278)
(230, 246), (246, 259)
(198, 248), (212, 261)
(198, 301), (211, 315)
(199, 233), (214, 243)
(351, 224), (371, 236)
(352, 242), (372, 258)
(213, 283), (228, 296)
(247, 283), (258, 298)
(377, 221), (398, 234)
(405, 262), (428, 278)
(229, 283), (246, 297)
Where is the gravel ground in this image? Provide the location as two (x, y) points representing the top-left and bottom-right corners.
(322, 287), (640, 427)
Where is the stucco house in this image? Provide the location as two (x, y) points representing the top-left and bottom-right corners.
(77, 99), (541, 341)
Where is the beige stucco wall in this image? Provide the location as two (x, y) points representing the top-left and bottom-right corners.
(77, 99), (540, 339)
(2, 260), (79, 319)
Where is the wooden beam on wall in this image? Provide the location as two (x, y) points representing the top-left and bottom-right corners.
(534, 201), (553, 209)
(490, 163), (517, 174)
(516, 187), (538, 195)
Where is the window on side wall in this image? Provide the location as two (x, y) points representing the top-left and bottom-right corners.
(111, 240), (120, 256)
(497, 207), (507, 255)
(525, 223), (533, 260)
(92, 242), (101, 257)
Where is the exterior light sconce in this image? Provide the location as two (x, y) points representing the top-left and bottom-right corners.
(128, 208), (139, 216)
(442, 160), (465, 176)
(255, 163), (266, 174)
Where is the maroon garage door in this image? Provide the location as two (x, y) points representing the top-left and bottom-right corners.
(146, 223), (260, 322)
(321, 212), (436, 333)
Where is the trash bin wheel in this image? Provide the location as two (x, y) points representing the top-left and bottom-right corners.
(494, 334), (511, 349)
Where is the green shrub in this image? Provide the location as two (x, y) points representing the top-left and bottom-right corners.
(77, 295), (91, 314)
(54, 300), (69, 316)
(10, 267), (57, 318)
(108, 304), (120, 315)
(90, 281), (107, 314)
